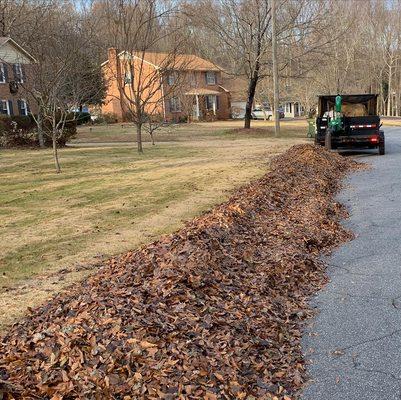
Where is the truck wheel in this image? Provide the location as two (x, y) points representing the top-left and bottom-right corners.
(325, 131), (332, 150)
(379, 140), (385, 155)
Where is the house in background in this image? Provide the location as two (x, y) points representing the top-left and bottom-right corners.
(282, 100), (303, 118)
(222, 76), (249, 119)
(0, 37), (37, 116)
(102, 48), (231, 122)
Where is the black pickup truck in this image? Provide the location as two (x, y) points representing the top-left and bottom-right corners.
(315, 94), (385, 155)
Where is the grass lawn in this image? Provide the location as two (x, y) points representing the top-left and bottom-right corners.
(72, 118), (308, 143)
(381, 117), (401, 126)
(0, 119), (308, 330)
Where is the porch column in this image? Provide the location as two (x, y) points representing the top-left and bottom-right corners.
(196, 94), (200, 119)
(212, 96), (216, 115)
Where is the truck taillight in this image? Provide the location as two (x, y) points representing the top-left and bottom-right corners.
(370, 136), (379, 143)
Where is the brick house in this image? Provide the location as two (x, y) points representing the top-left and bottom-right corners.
(0, 37), (37, 117)
(102, 48), (231, 122)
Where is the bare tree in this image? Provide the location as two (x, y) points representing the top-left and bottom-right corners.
(185, 0), (272, 129)
(19, 2), (105, 172)
(100, 0), (189, 153)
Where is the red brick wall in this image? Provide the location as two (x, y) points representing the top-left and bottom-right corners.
(102, 52), (232, 123)
(0, 63), (38, 116)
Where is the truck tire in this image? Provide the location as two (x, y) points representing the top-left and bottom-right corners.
(325, 131), (332, 151)
(379, 139), (385, 155)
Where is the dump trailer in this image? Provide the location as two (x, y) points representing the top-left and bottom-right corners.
(315, 94), (385, 155)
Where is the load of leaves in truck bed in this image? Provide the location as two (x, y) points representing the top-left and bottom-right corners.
(0, 144), (359, 400)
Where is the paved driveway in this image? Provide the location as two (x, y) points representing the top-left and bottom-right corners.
(302, 127), (401, 399)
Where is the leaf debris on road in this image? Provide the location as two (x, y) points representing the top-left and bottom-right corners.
(0, 144), (359, 399)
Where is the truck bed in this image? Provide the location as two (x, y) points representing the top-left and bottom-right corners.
(316, 116), (381, 148)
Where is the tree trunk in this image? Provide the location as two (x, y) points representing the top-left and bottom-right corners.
(37, 112), (45, 148)
(150, 131), (155, 145)
(387, 64), (392, 117)
(272, 0), (280, 137)
(244, 76), (258, 129)
(136, 123), (143, 153)
(52, 132), (61, 173)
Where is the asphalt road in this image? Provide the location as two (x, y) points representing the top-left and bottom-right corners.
(302, 127), (401, 399)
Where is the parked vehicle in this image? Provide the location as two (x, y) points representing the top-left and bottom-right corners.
(251, 108), (272, 120)
(315, 94), (385, 155)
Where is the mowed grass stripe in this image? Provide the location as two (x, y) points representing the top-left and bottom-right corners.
(0, 120), (307, 329)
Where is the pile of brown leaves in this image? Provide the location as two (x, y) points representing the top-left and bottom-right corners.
(0, 145), (359, 400)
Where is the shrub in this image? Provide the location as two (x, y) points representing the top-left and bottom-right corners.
(66, 111), (91, 125)
(102, 112), (118, 124)
(0, 115), (37, 147)
(0, 114), (77, 148)
(42, 116), (77, 147)
(91, 115), (104, 124)
(178, 115), (188, 123)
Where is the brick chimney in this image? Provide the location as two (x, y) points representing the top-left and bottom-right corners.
(108, 47), (119, 65)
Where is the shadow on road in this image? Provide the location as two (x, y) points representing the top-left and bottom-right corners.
(337, 149), (382, 158)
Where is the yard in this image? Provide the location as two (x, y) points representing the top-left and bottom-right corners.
(0, 119), (307, 330)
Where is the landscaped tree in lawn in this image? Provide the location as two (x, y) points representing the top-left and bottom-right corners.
(98, 0), (190, 153)
(19, 3), (106, 172)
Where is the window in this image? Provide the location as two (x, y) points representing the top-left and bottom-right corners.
(18, 99), (28, 116)
(0, 64), (5, 83)
(13, 63), (24, 83)
(206, 71), (216, 85)
(169, 97), (181, 112)
(206, 95), (219, 112)
(167, 72), (177, 86)
(0, 100), (11, 115)
(124, 70), (132, 85)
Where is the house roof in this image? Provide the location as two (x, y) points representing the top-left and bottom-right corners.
(221, 74), (248, 101)
(0, 37), (36, 63)
(103, 50), (222, 72)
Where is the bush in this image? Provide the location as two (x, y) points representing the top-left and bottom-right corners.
(42, 116), (77, 147)
(0, 115), (37, 147)
(0, 114), (77, 148)
(178, 115), (188, 123)
(66, 112), (91, 125)
(102, 112), (118, 124)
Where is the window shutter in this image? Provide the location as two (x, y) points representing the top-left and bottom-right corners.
(216, 96), (220, 110)
(3, 64), (8, 82)
(8, 100), (14, 115)
(205, 72), (208, 84)
(21, 64), (26, 82)
(0, 101), (6, 114)
(17, 100), (23, 115)
(12, 64), (17, 80)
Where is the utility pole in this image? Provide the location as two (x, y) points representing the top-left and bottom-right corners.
(272, 0), (280, 136)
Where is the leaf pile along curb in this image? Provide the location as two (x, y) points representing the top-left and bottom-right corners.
(0, 144), (359, 399)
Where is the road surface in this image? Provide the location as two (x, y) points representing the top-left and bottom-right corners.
(302, 127), (401, 399)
